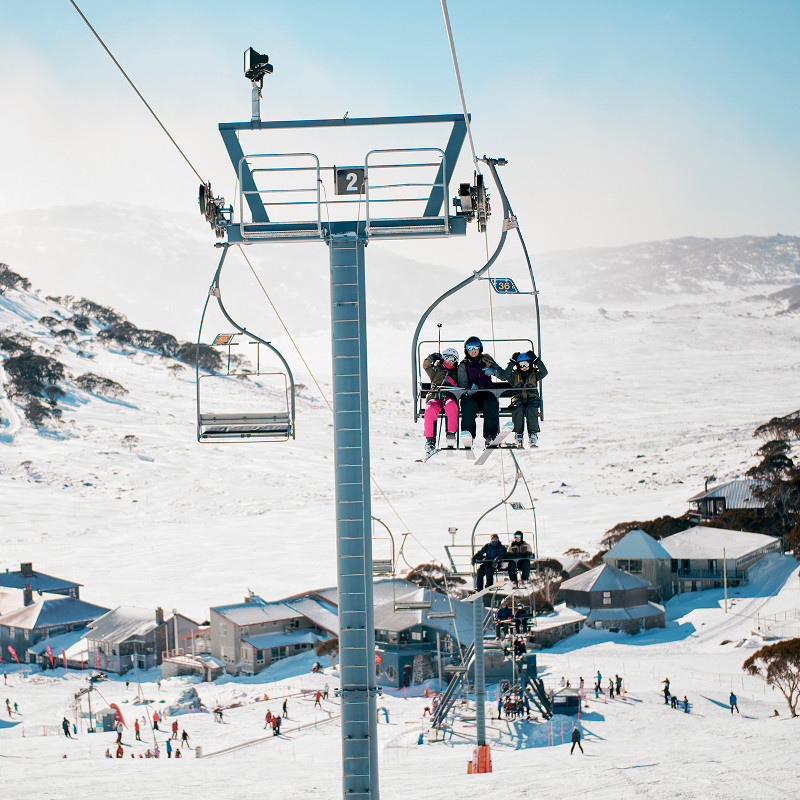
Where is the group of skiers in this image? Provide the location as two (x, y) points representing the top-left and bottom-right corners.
(422, 336), (548, 456)
(472, 531), (534, 590)
(662, 678), (689, 713)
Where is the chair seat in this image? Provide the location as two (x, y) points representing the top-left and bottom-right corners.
(199, 412), (291, 440)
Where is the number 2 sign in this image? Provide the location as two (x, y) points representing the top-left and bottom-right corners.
(335, 167), (365, 195)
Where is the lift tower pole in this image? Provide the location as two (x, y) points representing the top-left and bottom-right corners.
(329, 230), (378, 798)
(213, 104), (469, 799)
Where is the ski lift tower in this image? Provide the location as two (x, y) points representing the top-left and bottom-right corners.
(201, 49), (474, 800)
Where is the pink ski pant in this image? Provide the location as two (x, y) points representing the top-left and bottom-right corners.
(424, 397), (458, 437)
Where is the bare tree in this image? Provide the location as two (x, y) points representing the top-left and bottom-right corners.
(405, 562), (465, 596)
(121, 434), (138, 452)
(531, 559), (567, 607)
(743, 639), (800, 717)
(316, 638), (339, 667)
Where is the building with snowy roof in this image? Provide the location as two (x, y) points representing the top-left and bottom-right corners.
(0, 591), (109, 664)
(687, 478), (767, 522)
(209, 591), (338, 676)
(85, 606), (171, 674)
(560, 563), (665, 633)
(603, 528), (674, 601)
(0, 562), (81, 598)
(659, 525), (781, 594)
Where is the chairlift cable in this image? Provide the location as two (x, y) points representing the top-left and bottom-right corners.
(66, 0), (204, 184)
(440, 0), (479, 170)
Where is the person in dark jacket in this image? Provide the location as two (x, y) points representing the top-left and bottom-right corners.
(472, 534), (507, 591)
(514, 603), (531, 634)
(457, 336), (502, 449)
(729, 692), (739, 714)
(496, 601), (513, 639)
(506, 530), (533, 586)
(498, 350), (547, 447)
(570, 725), (584, 754)
(421, 348), (461, 456)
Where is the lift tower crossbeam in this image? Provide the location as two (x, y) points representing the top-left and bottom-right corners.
(214, 111), (469, 800)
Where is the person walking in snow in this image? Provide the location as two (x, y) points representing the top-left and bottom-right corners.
(457, 336), (502, 449)
(670, 694), (678, 709)
(282, 699), (288, 718)
(314, 691), (323, 708)
(134, 719), (141, 741)
(62, 717), (72, 738)
(275, 715), (281, 735)
(153, 711), (160, 731)
(165, 738), (172, 758)
(498, 350), (548, 448)
(663, 685), (670, 705)
(729, 692), (739, 714)
(608, 679), (614, 699)
(497, 698), (503, 720)
(421, 348), (461, 456)
(570, 725), (584, 755)
(683, 696), (689, 714)
(116, 720), (124, 744)
(180, 729), (190, 749)
(171, 720), (179, 739)
(323, 684), (329, 700)
(615, 674), (622, 695)
(5, 698), (11, 717)
(265, 710), (273, 729)
(271, 716), (279, 736)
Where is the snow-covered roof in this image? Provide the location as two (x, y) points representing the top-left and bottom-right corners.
(687, 478), (767, 508)
(282, 596), (339, 635)
(572, 602), (665, 623)
(372, 579), (473, 642)
(211, 594), (338, 633)
(561, 563), (648, 593)
(0, 596), (109, 630)
(87, 606), (160, 643)
(604, 528), (672, 561)
(0, 566), (81, 593)
(241, 629), (328, 650)
(534, 604), (587, 632)
(659, 526), (781, 561)
(27, 627), (89, 658)
(211, 596), (304, 626)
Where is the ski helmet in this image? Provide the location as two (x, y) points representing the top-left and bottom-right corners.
(464, 336), (483, 356)
(513, 531), (523, 539)
(515, 352), (532, 365)
(441, 347), (458, 363)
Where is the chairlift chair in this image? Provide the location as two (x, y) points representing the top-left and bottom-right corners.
(196, 244), (296, 443)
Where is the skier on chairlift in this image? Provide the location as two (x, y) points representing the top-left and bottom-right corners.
(472, 534), (507, 591)
(506, 530), (533, 587)
(422, 348), (461, 457)
(499, 350), (547, 448)
(457, 336), (502, 449)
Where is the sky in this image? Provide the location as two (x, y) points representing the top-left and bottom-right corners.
(1, 1), (799, 253)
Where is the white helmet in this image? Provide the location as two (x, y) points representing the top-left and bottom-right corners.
(441, 348), (459, 363)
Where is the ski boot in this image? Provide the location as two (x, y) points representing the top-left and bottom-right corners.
(529, 434), (538, 448)
(514, 433), (524, 448)
(445, 432), (457, 449)
(424, 437), (436, 457)
(460, 431), (473, 450)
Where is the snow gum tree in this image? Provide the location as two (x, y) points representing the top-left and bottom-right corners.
(742, 638), (800, 717)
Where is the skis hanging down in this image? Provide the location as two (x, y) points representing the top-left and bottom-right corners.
(473, 422), (515, 466)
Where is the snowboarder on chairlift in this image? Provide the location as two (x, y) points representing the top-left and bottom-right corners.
(457, 336), (502, 449)
(499, 350), (547, 448)
(506, 531), (533, 586)
(422, 348), (461, 456)
(472, 534), (507, 591)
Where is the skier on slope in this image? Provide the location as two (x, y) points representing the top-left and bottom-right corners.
(498, 350), (547, 448)
(472, 534), (507, 591)
(421, 348), (461, 457)
(62, 717), (72, 738)
(570, 725), (584, 755)
(729, 692), (739, 714)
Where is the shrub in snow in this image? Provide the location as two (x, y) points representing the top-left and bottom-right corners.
(4, 353), (66, 399)
(67, 298), (125, 327)
(0, 264), (31, 294)
(98, 321), (179, 357)
(68, 314), (91, 332)
(405, 563), (465, 596)
(0, 330), (33, 355)
(175, 342), (223, 373)
(743, 638), (800, 717)
(74, 373), (128, 398)
(39, 316), (61, 328)
(54, 328), (78, 342)
(121, 434), (138, 451)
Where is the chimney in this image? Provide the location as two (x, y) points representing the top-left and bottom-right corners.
(20, 562), (33, 577)
(23, 583), (33, 607)
(155, 606), (165, 624)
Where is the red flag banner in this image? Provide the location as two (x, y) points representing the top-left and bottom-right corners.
(61, 649), (68, 669)
(45, 645), (54, 668)
(7, 646), (20, 665)
(110, 703), (126, 727)
(96, 651), (100, 668)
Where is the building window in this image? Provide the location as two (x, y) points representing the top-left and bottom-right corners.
(271, 646), (287, 662)
(256, 650), (265, 664)
(290, 620), (300, 629)
(385, 665), (397, 682)
(387, 633), (398, 644)
(8, 627), (15, 637)
(708, 560), (717, 573)
(220, 623), (227, 636)
(628, 560), (642, 573)
(410, 631), (423, 641)
(617, 559), (629, 571)
(602, 592), (612, 605)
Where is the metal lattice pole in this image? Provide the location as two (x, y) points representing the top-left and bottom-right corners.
(329, 231), (379, 800)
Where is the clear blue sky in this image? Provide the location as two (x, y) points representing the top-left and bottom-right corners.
(1, 0), (798, 251)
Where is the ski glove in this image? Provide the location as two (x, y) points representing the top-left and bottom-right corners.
(482, 367), (499, 377)
(427, 352), (442, 363)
